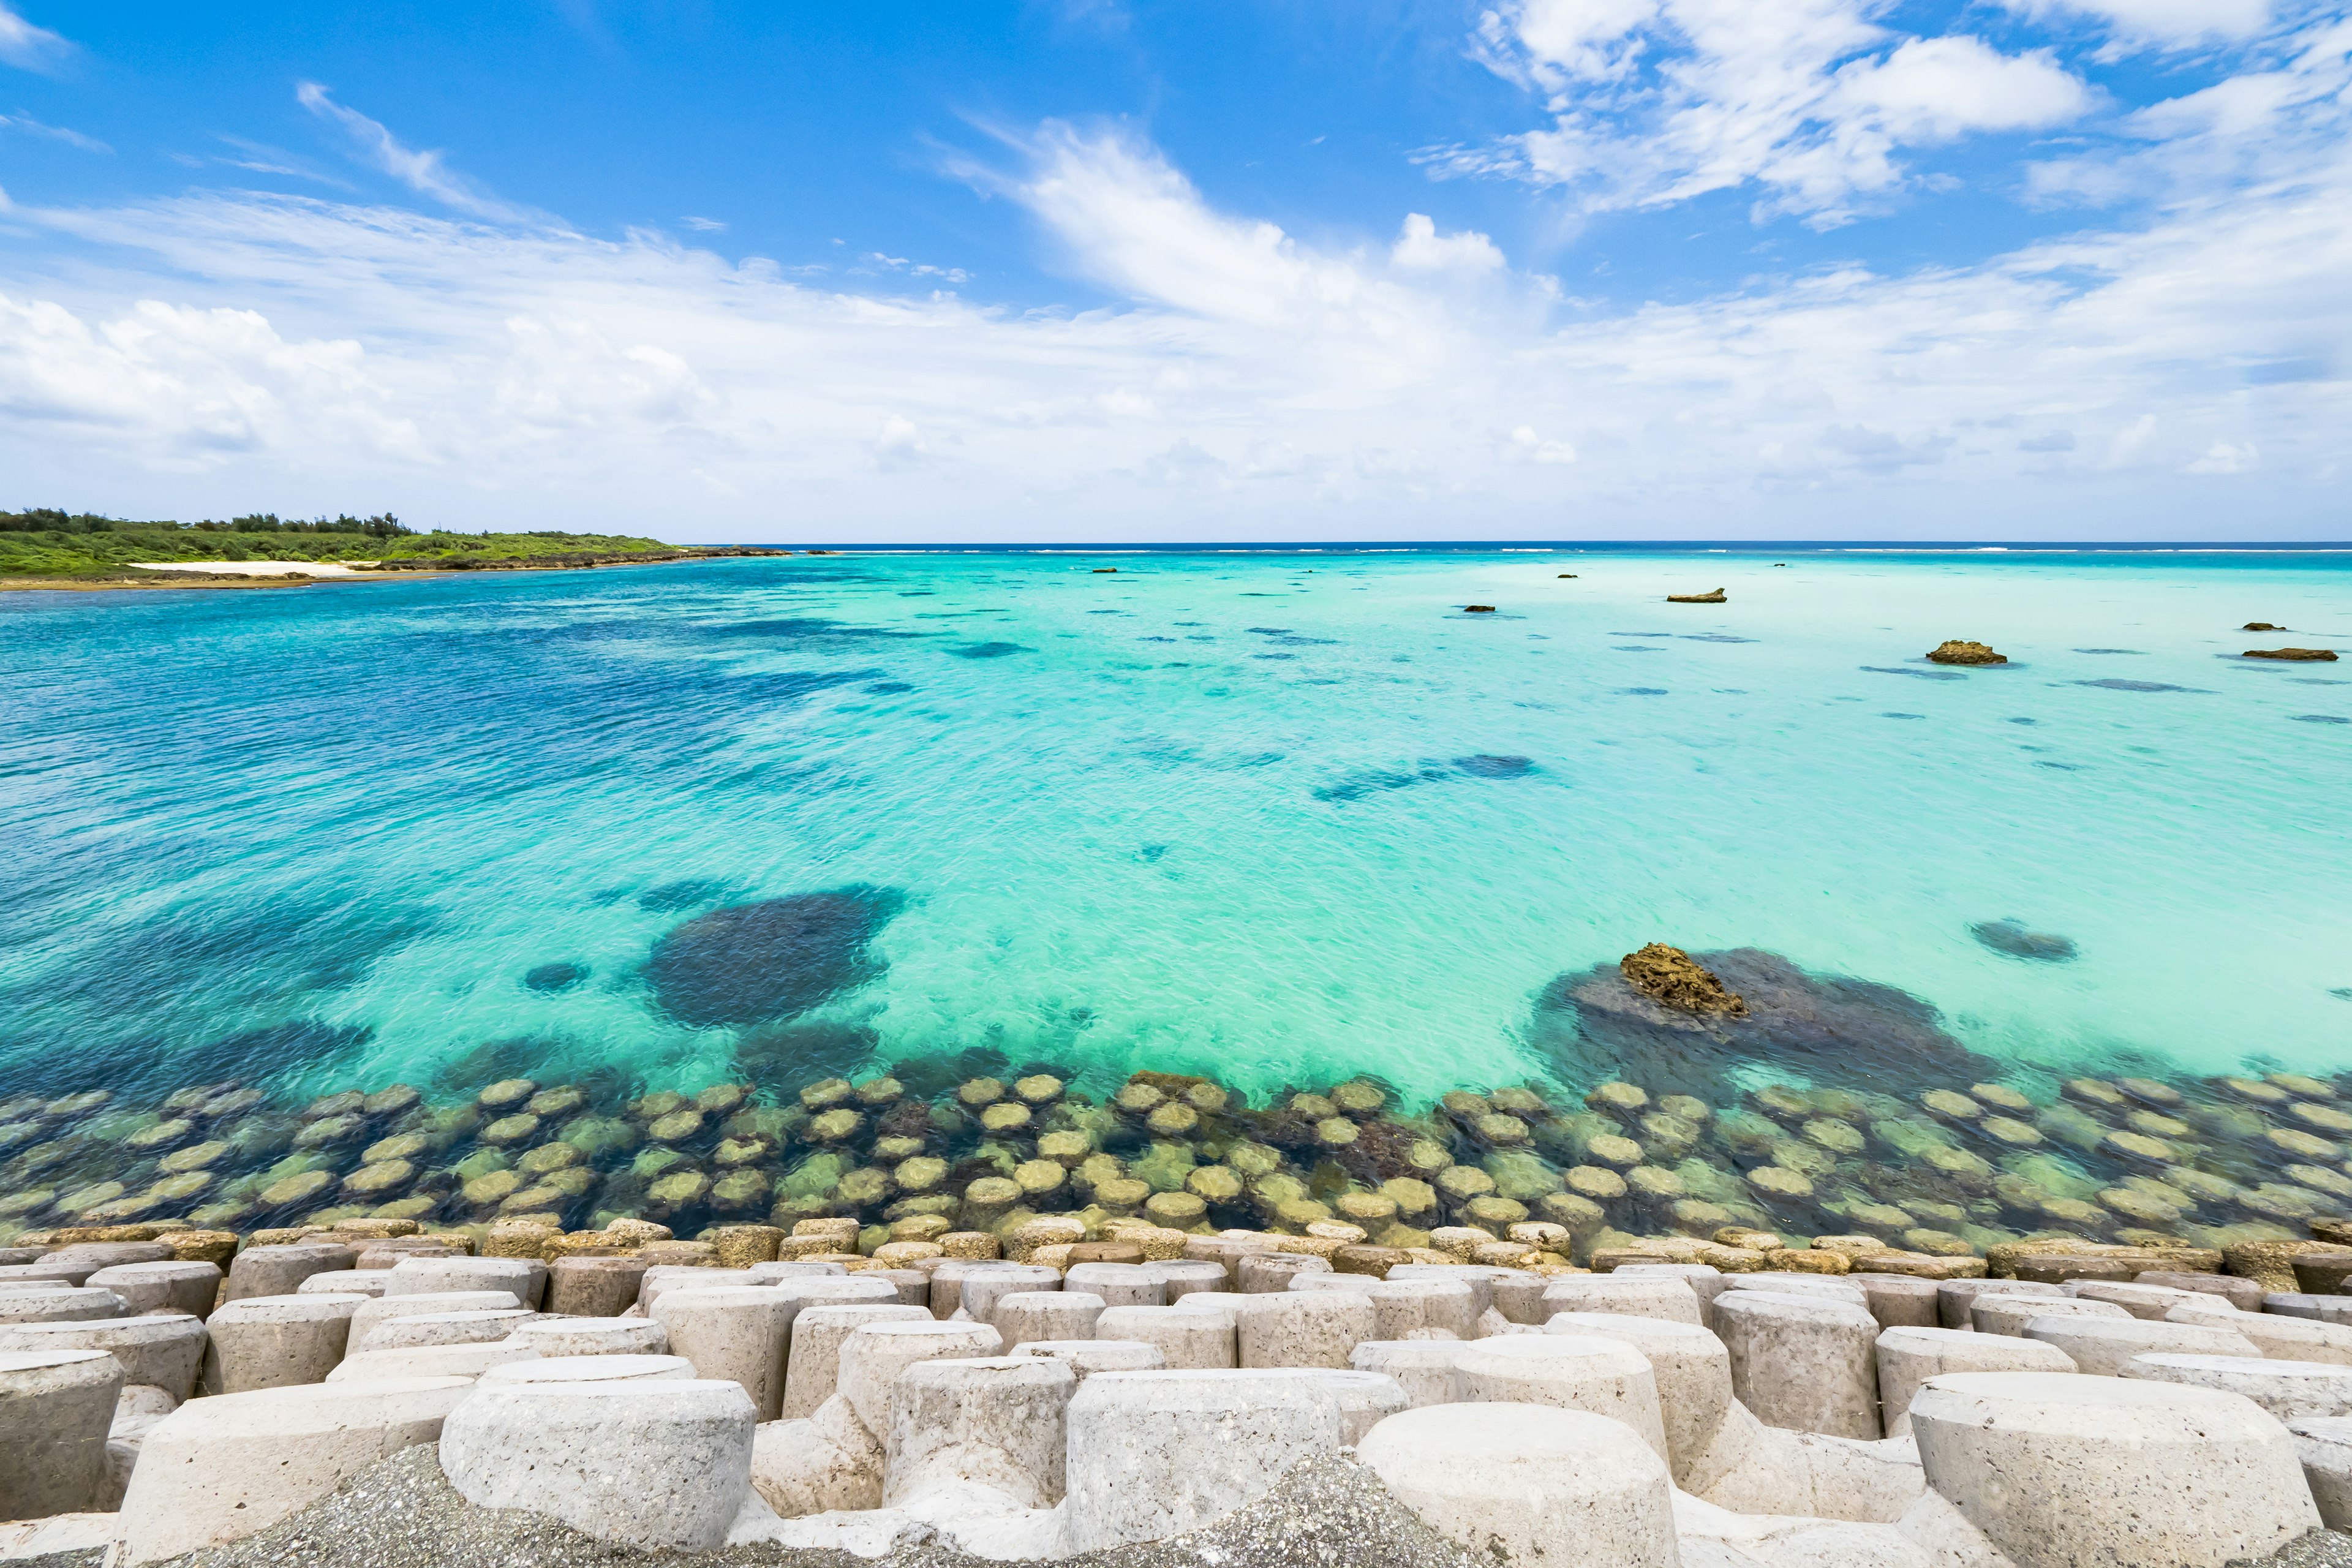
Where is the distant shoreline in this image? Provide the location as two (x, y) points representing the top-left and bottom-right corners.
(0, 546), (791, 596)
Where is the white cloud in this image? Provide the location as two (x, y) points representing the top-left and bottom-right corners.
(0, 111), (107, 153)
(296, 83), (540, 225)
(0, 3), (68, 70)
(1392, 213), (1508, 272)
(680, 216), (728, 232)
(0, 122), (2344, 538)
(1998, 0), (2272, 48)
(1445, 0), (2092, 223)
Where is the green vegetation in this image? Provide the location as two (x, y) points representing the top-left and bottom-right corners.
(0, 508), (679, 578)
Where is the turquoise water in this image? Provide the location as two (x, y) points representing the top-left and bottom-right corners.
(2, 547), (2346, 1109)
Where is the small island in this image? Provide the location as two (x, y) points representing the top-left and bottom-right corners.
(1, 508), (786, 590)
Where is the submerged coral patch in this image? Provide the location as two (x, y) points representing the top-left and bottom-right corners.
(1312, 767), (1451, 803)
(1971, 919), (2079, 962)
(644, 886), (904, 1028)
(949, 642), (1029, 659)
(524, 962), (589, 993)
(1453, 755), (1536, 778)
(636, 880), (737, 913)
(2076, 679), (2200, 693)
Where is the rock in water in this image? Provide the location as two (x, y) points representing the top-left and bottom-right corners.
(523, 962), (587, 993)
(1464, 605), (1497, 613)
(644, 888), (902, 1027)
(1927, 640), (2006, 665)
(1667, 589), (1727, 603)
(2244, 622), (2282, 631)
(1970, 920), (2078, 962)
(1619, 944), (1747, 1017)
(2245, 647), (2338, 662)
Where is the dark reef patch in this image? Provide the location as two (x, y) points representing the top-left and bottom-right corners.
(1682, 634), (1757, 644)
(2075, 679), (2199, 693)
(1529, 946), (1992, 1102)
(864, 680), (914, 694)
(734, 1017), (882, 1087)
(2293, 714), (2350, 724)
(1619, 687), (1669, 696)
(1453, 754), (1536, 778)
(645, 886), (904, 1028)
(0, 1018), (373, 1101)
(1312, 767), (1451, 803)
(524, 962), (589, 993)
(1863, 665), (1966, 681)
(636, 880), (737, 913)
(950, 642), (1029, 660)
(696, 617), (922, 644)
(1972, 919), (2079, 962)
(2074, 648), (2146, 655)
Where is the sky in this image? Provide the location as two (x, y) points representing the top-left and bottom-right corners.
(0, 1), (2346, 542)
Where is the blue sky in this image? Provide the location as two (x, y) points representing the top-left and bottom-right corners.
(1, 1), (2346, 540)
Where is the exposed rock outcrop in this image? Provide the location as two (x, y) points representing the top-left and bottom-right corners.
(1926, 641), (2005, 665)
(2245, 647), (2338, 662)
(2244, 622), (2282, 631)
(1667, 589), (1727, 603)
(1620, 944), (1748, 1017)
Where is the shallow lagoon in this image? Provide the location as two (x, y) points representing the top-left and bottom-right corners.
(2, 546), (2346, 1109)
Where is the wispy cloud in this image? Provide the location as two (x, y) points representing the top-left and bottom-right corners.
(0, 4), (69, 72)
(296, 82), (540, 224)
(680, 215), (728, 232)
(0, 110), (106, 152)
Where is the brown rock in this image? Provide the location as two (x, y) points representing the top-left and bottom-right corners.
(2244, 647), (2338, 661)
(2244, 623), (2282, 631)
(1619, 943), (1747, 1017)
(1464, 605), (1497, 613)
(1667, 589), (1727, 603)
(1926, 640), (2005, 666)
(2226, 1237), (2337, 1292)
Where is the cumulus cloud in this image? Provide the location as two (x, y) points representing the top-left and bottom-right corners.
(0, 121), (2343, 538)
(1391, 213), (1508, 272)
(1441, 0), (2093, 223)
(297, 83), (541, 225)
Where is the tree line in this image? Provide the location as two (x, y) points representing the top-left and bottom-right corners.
(1, 509), (414, 538)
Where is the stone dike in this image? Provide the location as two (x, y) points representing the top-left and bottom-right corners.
(6, 1212), (2352, 1566)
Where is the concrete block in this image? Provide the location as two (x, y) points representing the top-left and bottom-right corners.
(634, 1266), (760, 1313)
(1539, 1273), (1705, 1327)
(0, 1261), (89, 1288)
(1060, 1368), (1342, 1551)
(652, 1286), (795, 1420)
(1363, 1278), (1478, 1341)
(2287, 1415), (2352, 1530)
(1301, 1368), (1408, 1445)
(1938, 1278), (2062, 1330)
(478, 1354), (695, 1386)
(383, 1254), (546, 1309)
(925, 1261), (1023, 1319)
(545, 1256), (650, 1316)
(362, 1309), (538, 1351)
(885, 1355), (1074, 1506)
(1385, 1264), (1508, 1321)
(325, 1341), (540, 1382)
(780, 1303), (930, 1419)
(1166, 1290), (1250, 1328)
(2124, 1353), (2352, 1422)
(1874, 1325), (2078, 1438)
(225, 1242), (355, 1302)
(104, 1382), (179, 1509)
(1547, 1310), (1733, 1484)
(1238, 1252), (1330, 1293)
(865, 1268), (932, 1308)
(1454, 1333), (1668, 1461)
(2260, 1294), (2352, 1326)
(1349, 1340), (1466, 1408)
(1067, 1262), (1164, 1308)
(2168, 1300), (2352, 1365)
(43, 1243), (173, 1278)
(439, 1378), (756, 1550)
(0, 1314), (206, 1403)
(347, 1290), (522, 1348)
(1613, 1262), (1732, 1314)
(1008, 1339), (1166, 1380)
(750, 1393), (885, 1517)
(953, 1265), (1061, 1327)
(507, 1317), (671, 1359)
(1716, 1289), (1883, 1439)
(2027, 1314), (2261, 1377)
(0, 1349), (122, 1522)
(1973, 1295), (2132, 1338)
(1722, 1273), (1870, 1312)
(118, 1376), (469, 1562)
(0, 1287), (125, 1324)
(1094, 1305), (1236, 1370)
(200, 1292), (365, 1393)
(1182, 1234), (1275, 1287)
(836, 1321), (1005, 1437)
(81, 1262), (222, 1320)
(991, 1289), (1105, 1346)
(747, 1261), (850, 1283)
(2066, 1281), (2218, 1321)
(1909, 1371), (2320, 1568)
(1847, 1273), (1943, 1329)
(1146, 1261), (1226, 1301)
(1236, 1291), (1376, 1370)
(300, 1270), (388, 1298)
(1357, 1403), (1677, 1568)
(2137, 1271), (2264, 1311)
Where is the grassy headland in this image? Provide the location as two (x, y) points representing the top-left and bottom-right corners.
(0, 509), (768, 581)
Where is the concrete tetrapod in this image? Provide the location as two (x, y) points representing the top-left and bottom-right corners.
(1845, 1273), (1943, 1330)
(1455, 1333), (1670, 1461)
(959, 1267), (1064, 1327)
(750, 1319), (1003, 1518)
(1235, 1291), (1376, 1370)
(1357, 1403), (1678, 1568)
(2124, 1353), (2352, 1422)
(1545, 1311), (1732, 1483)
(362, 1310), (538, 1352)
(1905, 1371), (2320, 1568)
(2166, 1300), (2352, 1365)
(224, 1242), (353, 1302)
(992, 1289), (1106, 1347)
(477, 1354), (695, 1387)
(347, 1290), (523, 1347)
(634, 1268), (761, 1312)
(1937, 1278), (2063, 1330)
(0, 1287), (125, 1324)
(119, 1376), (470, 1562)
(0, 1313), (206, 1403)
(439, 1378), (756, 1551)
(927, 1261), (1024, 1319)
(1301, 1368), (1409, 1444)
(300, 1271), (388, 1298)
(1093, 1305), (1236, 1370)
(200, 1292), (366, 1393)
(1721, 1274), (1870, 1311)
(1066, 1262), (1165, 1308)
(1145, 1261), (1226, 1302)
(1237, 1253), (1330, 1294)
(2066, 1281), (2220, 1321)
(2288, 1416), (2352, 1529)
(779, 1303), (930, 1418)
(545, 1256), (650, 1317)
(1060, 1369), (1343, 1552)
(1351, 1340), (1468, 1408)
(81, 1262), (222, 1320)
(1714, 1289), (1883, 1439)
(507, 1317), (671, 1359)
(1008, 1339), (1167, 1381)
(326, 1342), (540, 1382)
(885, 1355), (1076, 1506)
(651, 1286), (795, 1420)
(1385, 1265), (1502, 1321)
(1539, 1274), (1706, 1327)
(1181, 1235), (1275, 1288)
(2138, 1271), (2266, 1311)
(2023, 1314), (2260, 1378)
(1874, 1325), (2078, 1438)
(1612, 1264), (1733, 1316)
(1972, 1295), (2131, 1338)
(383, 1255), (546, 1309)
(0, 1349), (123, 1522)
(1359, 1278), (1479, 1341)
